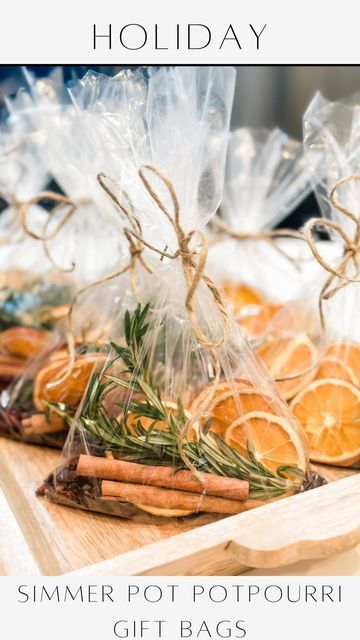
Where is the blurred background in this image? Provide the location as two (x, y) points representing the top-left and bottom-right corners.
(2, 66), (360, 137)
(1, 65), (360, 226)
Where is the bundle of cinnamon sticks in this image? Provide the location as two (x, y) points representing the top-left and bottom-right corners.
(76, 455), (250, 515)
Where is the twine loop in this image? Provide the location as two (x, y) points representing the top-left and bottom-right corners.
(304, 175), (360, 328)
(18, 191), (79, 273)
(137, 164), (231, 351)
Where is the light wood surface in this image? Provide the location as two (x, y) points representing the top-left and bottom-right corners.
(0, 437), (359, 576)
(0, 439), (201, 575)
(70, 474), (360, 576)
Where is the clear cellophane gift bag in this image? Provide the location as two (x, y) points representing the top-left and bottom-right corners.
(252, 92), (360, 468)
(0, 72), (127, 447)
(0, 111), (47, 249)
(38, 66), (317, 525)
(282, 91), (360, 468)
(0, 107), (78, 445)
(207, 127), (319, 343)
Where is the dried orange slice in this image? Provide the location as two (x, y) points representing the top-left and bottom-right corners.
(34, 352), (101, 411)
(258, 333), (318, 401)
(190, 380), (279, 439)
(222, 282), (264, 316)
(225, 410), (307, 475)
(326, 341), (360, 383)
(291, 378), (360, 466)
(238, 302), (283, 338)
(0, 326), (57, 359)
(315, 356), (359, 386)
(135, 504), (194, 517)
(126, 401), (199, 442)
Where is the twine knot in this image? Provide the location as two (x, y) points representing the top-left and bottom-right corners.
(348, 241), (360, 255)
(137, 164), (231, 351)
(304, 175), (360, 328)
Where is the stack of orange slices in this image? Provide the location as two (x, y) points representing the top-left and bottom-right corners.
(219, 279), (360, 469)
(190, 379), (308, 480)
(255, 331), (360, 467)
(290, 340), (360, 467)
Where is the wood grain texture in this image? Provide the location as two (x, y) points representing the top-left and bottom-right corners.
(0, 437), (359, 576)
(0, 439), (203, 575)
(70, 474), (360, 576)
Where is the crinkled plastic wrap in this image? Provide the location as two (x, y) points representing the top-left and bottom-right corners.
(0, 105), (49, 271)
(207, 128), (319, 342)
(254, 92), (360, 468)
(0, 70), (128, 447)
(39, 67), (313, 525)
(17, 68), (125, 283)
(0, 103), (75, 445)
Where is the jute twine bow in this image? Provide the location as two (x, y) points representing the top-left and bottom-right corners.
(0, 163), (80, 271)
(0, 138), (91, 270)
(129, 165), (233, 482)
(269, 175), (360, 386)
(304, 175), (360, 330)
(18, 191), (79, 272)
(135, 165), (232, 350)
(212, 216), (307, 269)
(48, 164), (232, 485)
(46, 172), (154, 390)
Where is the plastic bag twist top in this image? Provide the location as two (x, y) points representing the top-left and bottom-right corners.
(221, 127), (319, 233)
(66, 66), (236, 251)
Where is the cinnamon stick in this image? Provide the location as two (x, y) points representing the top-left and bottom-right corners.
(101, 480), (249, 514)
(21, 413), (66, 435)
(76, 455), (249, 501)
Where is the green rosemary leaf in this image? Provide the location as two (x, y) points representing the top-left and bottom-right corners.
(137, 379), (167, 417)
(124, 310), (131, 346)
(246, 438), (259, 466)
(277, 465), (305, 480)
(202, 417), (213, 436)
(137, 323), (150, 338)
(105, 375), (134, 390)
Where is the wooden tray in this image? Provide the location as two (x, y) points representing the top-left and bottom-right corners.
(0, 437), (359, 576)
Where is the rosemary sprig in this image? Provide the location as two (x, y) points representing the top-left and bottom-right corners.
(68, 303), (304, 501)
